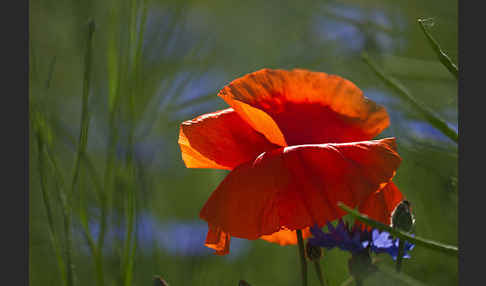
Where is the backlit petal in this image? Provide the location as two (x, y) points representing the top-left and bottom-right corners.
(259, 227), (312, 246)
(218, 69), (389, 145)
(200, 138), (401, 253)
(357, 181), (404, 230)
(205, 224), (231, 255)
(179, 108), (279, 170)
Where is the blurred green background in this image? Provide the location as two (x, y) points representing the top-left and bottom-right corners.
(29, 0), (457, 285)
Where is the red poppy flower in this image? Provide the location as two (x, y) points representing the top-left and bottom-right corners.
(178, 69), (404, 255)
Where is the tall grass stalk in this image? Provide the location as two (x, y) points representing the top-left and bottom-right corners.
(362, 52), (458, 143)
(70, 19), (98, 286)
(71, 19), (95, 198)
(102, 0), (150, 284)
(34, 123), (67, 286)
(31, 53), (68, 285)
(99, 2), (121, 256)
(123, 1), (149, 284)
(417, 18), (458, 79)
(32, 49), (77, 286)
(41, 123), (76, 286)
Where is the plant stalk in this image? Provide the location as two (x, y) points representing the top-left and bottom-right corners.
(313, 260), (327, 286)
(297, 229), (308, 286)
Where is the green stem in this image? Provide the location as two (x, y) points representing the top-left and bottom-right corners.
(79, 152), (107, 284)
(47, 149), (74, 286)
(121, 2), (139, 285)
(362, 52), (458, 144)
(313, 260), (327, 286)
(296, 230), (308, 286)
(41, 135), (74, 286)
(95, 249), (104, 286)
(63, 207), (75, 286)
(45, 56), (57, 90)
(35, 131), (67, 286)
(338, 203), (458, 256)
(396, 240), (405, 272)
(68, 19), (96, 286)
(71, 20), (94, 194)
(122, 171), (137, 286)
(417, 18), (458, 79)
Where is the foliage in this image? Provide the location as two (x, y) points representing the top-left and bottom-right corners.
(30, 0), (457, 285)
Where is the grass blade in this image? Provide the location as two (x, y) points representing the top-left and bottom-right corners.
(68, 19), (97, 286)
(417, 18), (458, 79)
(42, 127), (76, 286)
(71, 19), (95, 195)
(45, 56), (57, 90)
(33, 120), (67, 286)
(362, 52), (458, 143)
(337, 202), (458, 257)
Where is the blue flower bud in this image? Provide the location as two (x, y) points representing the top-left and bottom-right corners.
(391, 200), (415, 232)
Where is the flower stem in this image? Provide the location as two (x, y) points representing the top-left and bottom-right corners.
(396, 240), (405, 272)
(313, 260), (327, 286)
(296, 229), (308, 286)
(338, 202), (458, 256)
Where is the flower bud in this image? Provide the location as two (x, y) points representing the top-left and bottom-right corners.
(153, 276), (169, 286)
(391, 200), (415, 232)
(305, 241), (322, 261)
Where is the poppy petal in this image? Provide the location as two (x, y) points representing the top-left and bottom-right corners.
(218, 69), (389, 145)
(259, 227), (312, 246)
(179, 108), (279, 170)
(357, 182), (404, 230)
(200, 138), (401, 250)
(205, 224), (231, 255)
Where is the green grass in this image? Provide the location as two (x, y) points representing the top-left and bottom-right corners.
(30, 0), (458, 285)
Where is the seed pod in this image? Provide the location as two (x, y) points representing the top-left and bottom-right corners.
(153, 276), (169, 286)
(391, 200), (415, 232)
(305, 241), (322, 261)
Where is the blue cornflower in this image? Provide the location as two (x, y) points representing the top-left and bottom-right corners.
(308, 219), (371, 254)
(366, 229), (415, 260)
(309, 220), (414, 260)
